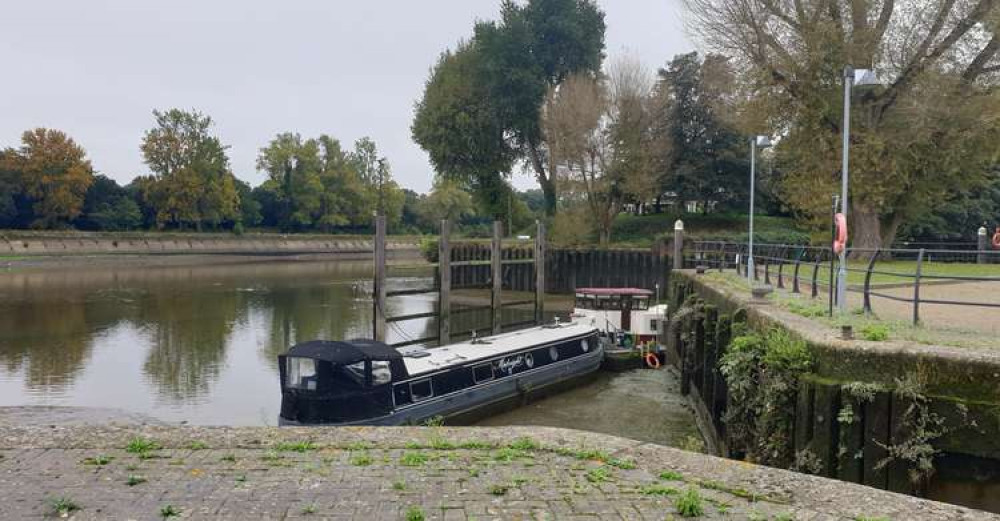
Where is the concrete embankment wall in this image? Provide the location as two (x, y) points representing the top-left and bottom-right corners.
(0, 232), (420, 258)
(668, 270), (1000, 513)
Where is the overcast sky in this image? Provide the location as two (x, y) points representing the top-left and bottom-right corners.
(0, 1), (693, 193)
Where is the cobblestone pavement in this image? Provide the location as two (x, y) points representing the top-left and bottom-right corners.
(0, 425), (994, 520)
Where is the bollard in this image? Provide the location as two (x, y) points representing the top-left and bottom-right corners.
(978, 226), (988, 265)
(673, 220), (684, 270)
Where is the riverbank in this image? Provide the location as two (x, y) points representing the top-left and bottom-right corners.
(0, 231), (422, 265)
(0, 424), (988, 520)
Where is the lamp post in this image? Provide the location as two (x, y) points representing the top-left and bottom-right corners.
(747, 135), (772, 283)
(837, 67), (877, 311)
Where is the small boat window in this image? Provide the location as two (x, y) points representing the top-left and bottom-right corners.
(343, 361), (368, 386)
(549, 346), (560, 361)
(650, 319), (659, 332)
(473, 363), (494, 383)
(286, 357), (318, 391)
(410, 379), (434, 402)
(372, 360), (392, 386)
(581, 339), (589, 352)
(634, 297), (649, 311)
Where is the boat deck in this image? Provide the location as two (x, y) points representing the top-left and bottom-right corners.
(401, 321), (597, 376)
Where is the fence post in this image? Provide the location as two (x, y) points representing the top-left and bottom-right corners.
(535, 220), (546, 325)
(913, 248), (925, 326)
(777, 246), (786, 289)
(439, 220), (451, 345)
(674, 220), (684, 270)
(811, 259), (820, 298)
(979, 227), (988, 265)
(373, 214), (387, 342)
(764, 256), (771, 285)
(792, 249), (803, 293)
(492, 221), (503, 335)
(863, 248), (879, 316)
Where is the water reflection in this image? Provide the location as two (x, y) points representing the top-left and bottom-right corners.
(0, 260), (432, 425)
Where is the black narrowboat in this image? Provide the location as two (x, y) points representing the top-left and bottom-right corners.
(278, 321), (602, 426)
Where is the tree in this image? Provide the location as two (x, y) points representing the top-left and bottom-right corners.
(89, 197), (142, 231)
(256, 133), (324, 230)
(140, 109), (240, 230)
(419, 178), (475, 225)
(684, 0), (1000, 249)
(542, 56), (657, 246)
(654, 52), (746, 213)
(0, 149), (21, 228)
(413, 0), (607, 217)
(1, 129), (94, 229)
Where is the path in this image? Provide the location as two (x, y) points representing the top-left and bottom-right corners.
(0, 425), (991, 520)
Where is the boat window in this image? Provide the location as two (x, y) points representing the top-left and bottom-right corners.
(650, 319), (659, 332)
(473, 363), (494, 383)
(343, 361), (368, 386)
(410, 379), (433, 402)
(581, 339), (590, 352)
(634, 297), (649, 310)
(372, 360), (392, 386)
(549, 346), (560, 361)
(285, 357), (317, 391)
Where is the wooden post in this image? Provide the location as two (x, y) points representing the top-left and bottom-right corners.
(535, 220), (546, 324)
(673, 220), (684, 270)
(913, 248), (925, 326)
(492, 220), (503, 335)
(373, 214), (387, 342)
(438, 220), (451, 345)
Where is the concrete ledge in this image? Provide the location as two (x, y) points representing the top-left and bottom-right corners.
(0, 424), (991, 520)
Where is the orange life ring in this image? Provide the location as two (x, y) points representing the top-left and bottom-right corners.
(833, 213), (848, 255)
(644, 352), (661, 369)
(992, 232), (1000, 250)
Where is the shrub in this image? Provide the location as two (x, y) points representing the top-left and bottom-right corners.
(860, 324), (890, 341)
(675, 487), (705, 517)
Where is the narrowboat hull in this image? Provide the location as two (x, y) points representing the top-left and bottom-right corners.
(279, 342), (604, 426)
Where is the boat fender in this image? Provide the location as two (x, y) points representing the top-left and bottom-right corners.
(833, 213), (848, 255)
(644, 352), (661, 369)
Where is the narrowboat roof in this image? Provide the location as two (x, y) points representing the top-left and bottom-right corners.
(575, 288), (653, 296)
(402, 321), (598, 376)
(285, 339), (402, 364)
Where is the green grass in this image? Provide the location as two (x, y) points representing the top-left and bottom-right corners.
(392, 480), (407, 491)
(301, 503), (317, 515)
(860, 323), (890, 341)
(585, 466), (612, 483)
(220, 453), (237, 463)
(489, 484), (510, 495)
(126, 474), (146, 487)
(642, 484), (680, 496)
(400, 452), (428, 467)
(611, 212), (806, 247)
(49, 496), (80, 516)
(125, 437), (160, 454)
(350, 452), (373, 466)
(274, 441), (317, 452)
(659, 470), (685, 481)
(159, 504), (181, 518)
(82, 454), (113, 466)
(799, 259), (997, 287)
(405, 506), (426, 521)
(507, 437), (540, 451)
(675, 487), (705, 517)
(187, 441), (208, 450)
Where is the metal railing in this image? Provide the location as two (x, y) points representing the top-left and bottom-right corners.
(688, 241), (1000, 325)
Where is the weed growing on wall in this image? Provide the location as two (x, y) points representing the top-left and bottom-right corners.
(720, 328), (812, 467)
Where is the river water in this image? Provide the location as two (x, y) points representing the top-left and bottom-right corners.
(0, 258), (699, 447)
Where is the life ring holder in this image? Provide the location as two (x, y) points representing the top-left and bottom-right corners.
(644, 352), (661, 369)
(833, 213), (848, 255)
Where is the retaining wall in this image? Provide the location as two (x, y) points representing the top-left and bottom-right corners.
(0, 233), (420, 258)
(668, 270), (1000, 513)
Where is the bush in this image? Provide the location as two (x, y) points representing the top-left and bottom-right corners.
(860, 324), (890, 341)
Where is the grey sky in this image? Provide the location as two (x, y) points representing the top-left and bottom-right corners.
(0, 1), (693, 193)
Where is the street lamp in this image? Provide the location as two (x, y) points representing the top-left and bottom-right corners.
(837, 67), (878, 311)
(748, 135), (772, 283)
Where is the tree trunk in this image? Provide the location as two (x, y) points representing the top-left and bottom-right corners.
(851, 204), (884, 259)
(528, 142), (557, 217)
(598, 227), (610, 248)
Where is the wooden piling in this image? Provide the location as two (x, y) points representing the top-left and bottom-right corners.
(535, 221), (546, 324)
(439, 220), (451, 345)
(373, 214), (387, 342)
(492, 221), (502, 335)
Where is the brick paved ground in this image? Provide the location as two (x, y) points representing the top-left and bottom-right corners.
(0, 425), (993, 520)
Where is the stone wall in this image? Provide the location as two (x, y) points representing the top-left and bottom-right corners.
(0, 233), (420, 257)
(668, 270), (1000, 513)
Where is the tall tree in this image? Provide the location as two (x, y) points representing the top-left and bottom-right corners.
(1, 129), (94, 228)
(413, 0), (606, 216)
(684, 0), (1000, 248)
(256, 133), (324, 230)
(654, 52), (746, 212)
(140, 109), (239, 230)
(542, 56), (657, 246)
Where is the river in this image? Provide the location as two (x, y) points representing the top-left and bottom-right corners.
(0, 258), (699, 447)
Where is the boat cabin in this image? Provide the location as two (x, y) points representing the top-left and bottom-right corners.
(573, 287), (667, 341)
(278, 339), (409, 425)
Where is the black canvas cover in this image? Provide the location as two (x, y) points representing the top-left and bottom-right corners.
(285, 339), (402, 364)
